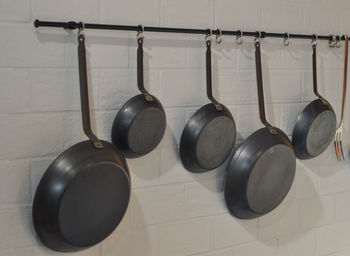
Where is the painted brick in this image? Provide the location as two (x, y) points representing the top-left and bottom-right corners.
(0, 0), (30, 22)
(161, 0), (213, 27)
(210, 214), (257, 249)
(0, 69), (30, 114)
(32, 0), (99, 22)
(130, 184), (185, 226)
(0, 160), (31, 206)
(214, 0), (260, 30)
(159, 218), (210, 256)
(0, 114), (64, 160)
(101, 0), (160, 25)
(0, 23), (65, 68)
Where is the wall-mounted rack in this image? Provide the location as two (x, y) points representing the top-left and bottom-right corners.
(34, 19), (347, 43)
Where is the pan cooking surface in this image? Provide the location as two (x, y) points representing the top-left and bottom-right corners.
(306, 110), (336, 157)
(58, 162), (130, 246)
(246, 144), (295, 214)
(127, 107), (166, 155)
(195, 116), (236, 169)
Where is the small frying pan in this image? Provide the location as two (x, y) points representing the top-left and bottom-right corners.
(32, 31), (131, 252)
(111, 28), (166, 158)
(292, 39), (336, 159)
(180, 34), (236, 173)
(224, 40), (296, 219)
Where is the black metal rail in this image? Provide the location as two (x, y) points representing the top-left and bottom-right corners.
(34, 19), (347, 42)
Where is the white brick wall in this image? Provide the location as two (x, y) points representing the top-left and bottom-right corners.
(2, 0), (350, 255)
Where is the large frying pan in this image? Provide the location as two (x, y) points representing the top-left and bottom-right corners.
(32, 32), (131, 252)
(180, 35), (236, 173)
(292, 40), (336, 159)
(111, 29), (166, 158)
(224, 40), (296, 219)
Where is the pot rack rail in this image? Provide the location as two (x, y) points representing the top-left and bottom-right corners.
(34, 19), (347, 43)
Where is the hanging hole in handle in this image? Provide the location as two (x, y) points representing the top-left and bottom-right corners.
(283, 33), (290, 47)
(235, 30), (243, 45)
(215, 29), (222, 44)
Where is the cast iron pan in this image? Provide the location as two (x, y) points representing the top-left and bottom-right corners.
(180, 36), (236, 173)
(224, 40), (296, 219)
(32, 32), (131, 252)
(111, 31), (166, 158)
(292, 41), (336, 159)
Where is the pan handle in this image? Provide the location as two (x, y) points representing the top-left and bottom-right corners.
(340, 35), (349, 123)
(255, 41), (277, 134)
(312, 43), (327, 105)
(77, 33), (103, 149)
(137, 35), (153, 102)
(205, 39), (222, 111)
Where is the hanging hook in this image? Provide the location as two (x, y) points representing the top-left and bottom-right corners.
(254, 31), (262, 43)
(329, 35), (336, 48)
(283, 33), (290, 47)
(137, 24), (144, 41)
(78, 21), (85, 35)
(235, 30), (243, 45)
(215, 28), (222, 44)
(311, 34), (318, 46)
(336, 35), (341, 48)
(205, 28), (213, 43)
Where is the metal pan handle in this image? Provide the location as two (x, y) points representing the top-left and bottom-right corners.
(206, 40), (222, 111)
(312, 44), (327, 105)
(254, 41), (277, 134)
(340, 35), (349, 122)
(137, 37), (153, 101)
(77, 33), (103, 149)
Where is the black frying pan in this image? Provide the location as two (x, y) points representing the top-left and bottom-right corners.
(111, 31), (166, 158)
(180, 36), (236, 173)
(292, 41), (336, 159)
(224, 41), (296, 219)
(32, 32), (131, 252)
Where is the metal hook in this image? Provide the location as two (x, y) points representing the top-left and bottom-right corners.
(311, 34), (318, 46)
(215, 29), (222, 44)
(336, 35), (341, 48)
(236, 30), (243, 45)
(78, 21), (85, 35)
(205, 28), (213, 42)
(329, 35), (336, 48)
(283, 33), (290, 47)
(254, 31), (262, 43)
(137, 24), (144, 41)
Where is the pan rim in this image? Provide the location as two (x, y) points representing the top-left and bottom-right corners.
(180, 102), (236, 172)
(225, 127), (295, 217)
(292, 98), (336, 158)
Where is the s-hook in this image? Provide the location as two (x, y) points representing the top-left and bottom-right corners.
(236, 30), (243, 45)
(215, 29), (222, 44)
(283, 33), (290, 47)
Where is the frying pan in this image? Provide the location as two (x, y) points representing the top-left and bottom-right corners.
(180, 35), (236, 173)
(111, 30), (166, 158)
(292, 40), (336, 159)
(224, 40), (296, 219)
(32, 32), (131, 252)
